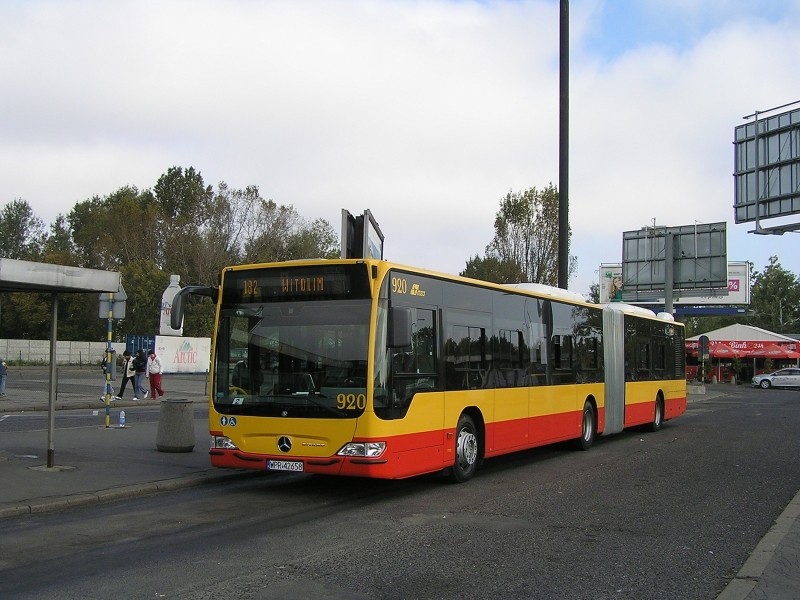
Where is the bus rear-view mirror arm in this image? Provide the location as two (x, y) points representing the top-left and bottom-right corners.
(171, 286), (218, 330)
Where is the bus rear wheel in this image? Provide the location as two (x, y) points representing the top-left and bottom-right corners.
(448, 414), (478, 483)
(573, 401), (595, 451)
(648, 396), (664, 432)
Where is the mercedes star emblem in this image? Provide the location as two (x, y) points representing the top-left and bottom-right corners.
(277, 436), (292, 453)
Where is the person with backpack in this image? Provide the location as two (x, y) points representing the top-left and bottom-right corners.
(132, 349), (149, 400)
(115, 350), (136, 400)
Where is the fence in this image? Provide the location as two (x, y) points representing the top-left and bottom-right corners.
(0, 339), (127, 366)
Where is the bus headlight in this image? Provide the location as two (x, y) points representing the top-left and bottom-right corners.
(211, 435), (238, 450)
(337, 442), (386, 457)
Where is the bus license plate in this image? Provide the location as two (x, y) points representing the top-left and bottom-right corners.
(267, 460), (304, 472)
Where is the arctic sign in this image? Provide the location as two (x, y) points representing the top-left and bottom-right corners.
(154, 336), (211, 374)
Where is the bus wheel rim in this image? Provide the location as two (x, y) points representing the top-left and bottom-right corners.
(457, 429), (478, 467)
(582, 410), (593, 442)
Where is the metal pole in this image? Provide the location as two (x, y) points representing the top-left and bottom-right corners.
(104, 293), (113, 427)
(46, 293), (58, 468)
(754, 110), (760, 233)
(558, 0), (569, 289)
(664, 231), (674, 315)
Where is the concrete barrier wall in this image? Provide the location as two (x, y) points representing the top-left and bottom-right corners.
(0, 339), (126, 365)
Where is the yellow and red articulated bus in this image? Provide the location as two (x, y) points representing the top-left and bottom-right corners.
(172, 259), (686, 483)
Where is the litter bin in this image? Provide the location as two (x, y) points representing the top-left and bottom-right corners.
(156, 399), (195, 453)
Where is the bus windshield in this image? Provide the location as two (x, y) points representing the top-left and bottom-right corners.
(213, 299), (372, 419)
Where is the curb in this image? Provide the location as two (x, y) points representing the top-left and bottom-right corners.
(0, 469), (264, 520)
(716, 487), (800, 600)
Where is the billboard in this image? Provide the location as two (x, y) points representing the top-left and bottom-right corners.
(733, 105), (800, 232)
(600, 262), (750, 306)
(621, 222), (728, 302)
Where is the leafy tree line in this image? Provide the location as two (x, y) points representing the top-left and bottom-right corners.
(0, 167), (339, 341)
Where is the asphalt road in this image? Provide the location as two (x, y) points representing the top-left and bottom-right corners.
(2, 385), (800, 599)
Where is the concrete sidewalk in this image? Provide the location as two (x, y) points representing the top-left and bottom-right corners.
(0, 418), (258, 519)
(0, 367), (256, 519)
(0, 379), (798, 599)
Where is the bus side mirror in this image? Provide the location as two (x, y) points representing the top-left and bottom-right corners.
(388, 306), (412, 348)
(171, 286), (218, 329)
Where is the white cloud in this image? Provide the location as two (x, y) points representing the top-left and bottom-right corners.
(1, 0), (799, 298)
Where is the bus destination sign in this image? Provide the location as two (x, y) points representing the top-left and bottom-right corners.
(223, 264), (372, 303)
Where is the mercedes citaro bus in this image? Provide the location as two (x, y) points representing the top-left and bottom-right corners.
(171, 259), (686, 483)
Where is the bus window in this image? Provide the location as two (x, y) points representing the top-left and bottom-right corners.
(446, 325), (485, 390)
(385, 307), (437, 418)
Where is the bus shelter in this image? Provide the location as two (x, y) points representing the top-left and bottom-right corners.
(0, 258), (120, 467)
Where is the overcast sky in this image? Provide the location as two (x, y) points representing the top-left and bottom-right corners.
(2, 0), (799, 297)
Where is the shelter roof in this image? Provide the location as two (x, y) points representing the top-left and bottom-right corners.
(0, 258), (119, 293)
(686, 323), (797, 343)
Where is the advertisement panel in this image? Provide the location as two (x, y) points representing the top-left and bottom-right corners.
(154, 336), (211, 374)
(599, 262), (750, 305)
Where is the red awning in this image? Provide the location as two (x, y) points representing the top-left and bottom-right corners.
(708, 343), (748, 358)
(748, 344), (800, 359)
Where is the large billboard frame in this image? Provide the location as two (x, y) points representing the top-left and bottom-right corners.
(733, 101), (800, 234)
(620, 222), (728, 303)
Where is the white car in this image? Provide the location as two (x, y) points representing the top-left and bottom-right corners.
(751, 368), (800, 389)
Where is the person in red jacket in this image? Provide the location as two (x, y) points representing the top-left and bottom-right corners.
(147, 350), (165, 398)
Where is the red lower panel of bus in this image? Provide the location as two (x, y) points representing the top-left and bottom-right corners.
(625, 396), (687, 427)
(665, 396), (687, 419)
(625, 401), (655, 427)
(485, 410), (580, 457)
(209, 397), (687, 479)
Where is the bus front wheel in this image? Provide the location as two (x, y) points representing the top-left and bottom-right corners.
(448, 414), (478, 483)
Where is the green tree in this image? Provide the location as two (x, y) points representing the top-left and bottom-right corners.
(0, 199), (47, 260)
(43, 215), (77, 265)
(242, 198), (339, 263)
(461, 185), (576, 286)
(461, 255), (525, 284)
(68, 187), (159, 270)
(588, 283), (600, 304)
(116, 261), (171, 338)
(749, 256), (800, 333)
(153, 166), (212, 225)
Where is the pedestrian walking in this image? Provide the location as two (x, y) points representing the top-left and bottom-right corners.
(100, 353), (116, 402)
(148, 350), (165, 398)
(133, 349), (149, 400)
(115, 350), (136, 400)
(0, 357), (7, 396)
